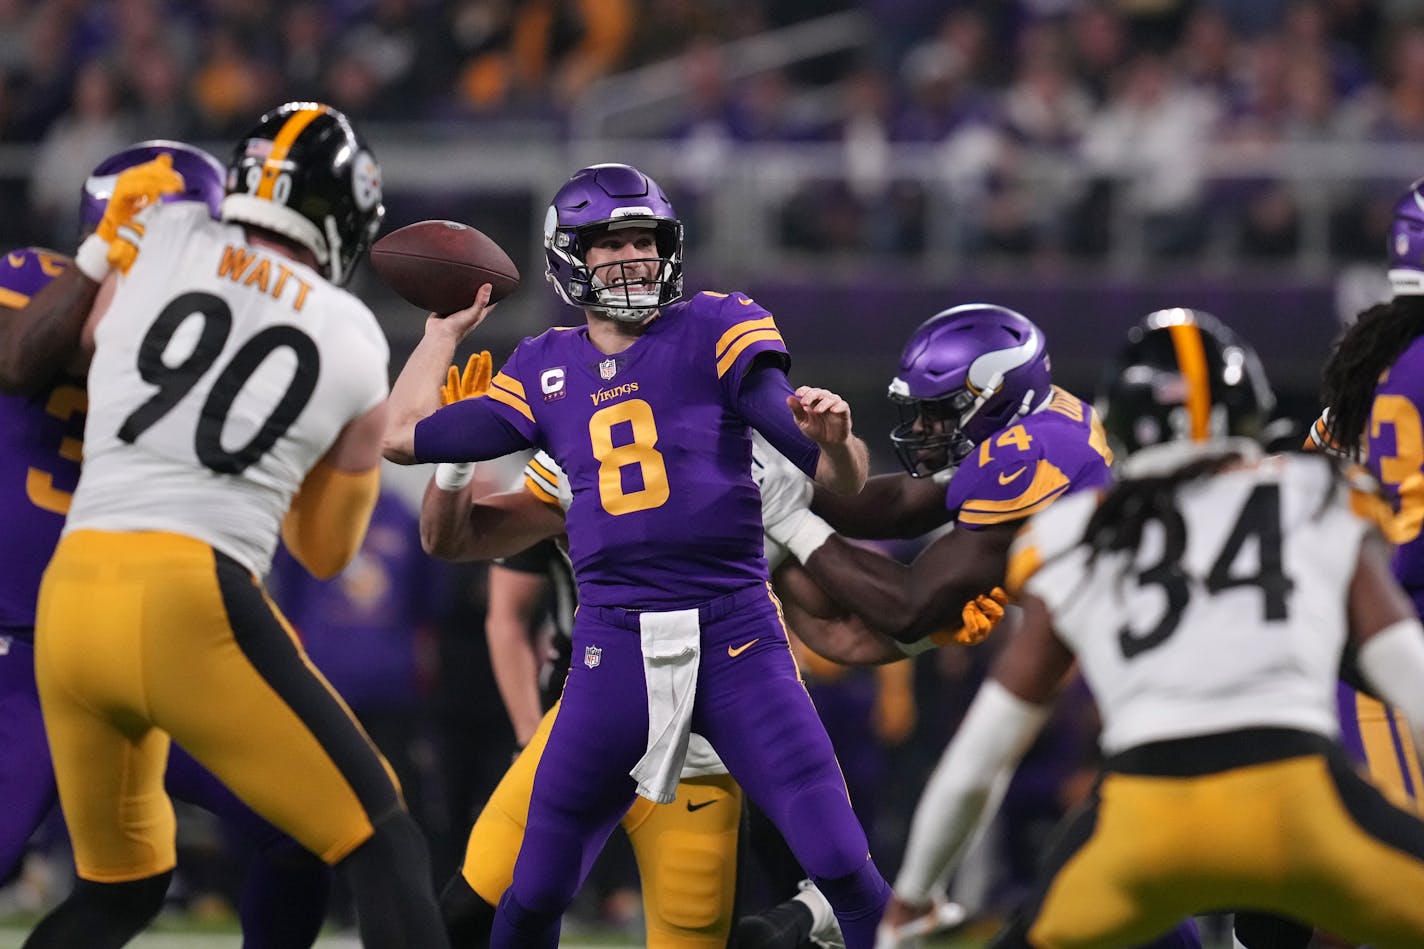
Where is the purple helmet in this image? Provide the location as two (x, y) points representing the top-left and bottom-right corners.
(80, 140), (226, 235)
(888, 304), (1052, 477)
(1389, 177), (1424, 297)
(0, 246), (69, 306)
(543, 163), (683, 322)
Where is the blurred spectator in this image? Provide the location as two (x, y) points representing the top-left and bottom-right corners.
(454, 0), (631, 114)
(129, 41), (198, 139)
(191, 26), (277, 137)
(1280, 0), (1370, 97)
(1078, 52), (1221, 257)
(28, 58), (130, 245)
(335, 0), (458, 118)
(1069, 1), (1130, 103)
(279, 2), (332, 98)
(1176, 4), (1238, 98)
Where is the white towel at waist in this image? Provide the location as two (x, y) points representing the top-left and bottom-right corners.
(630, 607), (701, 803)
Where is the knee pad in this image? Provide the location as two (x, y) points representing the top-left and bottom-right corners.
(647, 831), (733, 932)
(628, 774), (740, 944)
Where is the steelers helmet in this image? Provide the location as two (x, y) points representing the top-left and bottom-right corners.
(220, 102), (384, 286)
(1097, 308), (1275, 455)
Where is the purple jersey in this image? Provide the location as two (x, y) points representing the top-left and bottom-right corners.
(944, 386), (1113, 528)
(0, 248), (82, 638)
(483, 292), (789, 608)
(1365, 336), (1424, 613)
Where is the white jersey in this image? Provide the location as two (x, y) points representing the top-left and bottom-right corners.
(1011, 445), (1380, 755)
(520, 431), (811, 779)
(66, 203), (389, 575)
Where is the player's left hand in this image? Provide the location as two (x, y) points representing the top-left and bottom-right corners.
(440, 350), (493, 405)
(790, 386), (852, 446)
(954, 586), (1009, 645)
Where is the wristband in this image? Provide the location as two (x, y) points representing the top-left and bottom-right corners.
(74, 233), (111, 282)
(778, 509), (836, 564)
(435, 461), (474, 491)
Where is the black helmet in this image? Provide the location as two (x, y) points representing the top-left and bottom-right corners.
(1097, 308), (1275, 455)
(221, 101), (384, 285)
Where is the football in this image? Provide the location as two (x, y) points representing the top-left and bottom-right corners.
(369, 220), (520, 315)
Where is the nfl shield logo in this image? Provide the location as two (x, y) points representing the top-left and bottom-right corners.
(598, 358), (618, 380)
(584, 645), (602, 669)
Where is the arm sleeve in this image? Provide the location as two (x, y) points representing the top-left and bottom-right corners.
(737, 361), (820, 479)
(413, 396), (533, 463)
(893, 679), (1051, 903)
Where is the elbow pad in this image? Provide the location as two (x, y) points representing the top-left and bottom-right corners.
(282, 462), (381, 579)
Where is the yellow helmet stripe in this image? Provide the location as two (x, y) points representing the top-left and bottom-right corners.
(1167, 322), (1211, 441)
(256, 106), (328, 200)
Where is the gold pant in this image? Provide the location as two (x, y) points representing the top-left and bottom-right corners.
(1026, 743), (1424, 948)
(461, 702), (742, 948)
(36, 530), (401, 881)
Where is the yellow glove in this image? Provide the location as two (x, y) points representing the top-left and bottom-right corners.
(76, 154), (186, 280)
(440, 350), (493, 406)
(952, 586), (1009, 645)
(99, 154), (185, 273)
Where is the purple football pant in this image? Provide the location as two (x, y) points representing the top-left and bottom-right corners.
(491, 583), (889, 949)
(0, 637), (55, 879)
(0, 634), (328, 947)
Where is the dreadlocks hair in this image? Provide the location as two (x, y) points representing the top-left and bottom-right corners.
(1081, 452), (1249, 568)
(1321, 296), (1424, 459)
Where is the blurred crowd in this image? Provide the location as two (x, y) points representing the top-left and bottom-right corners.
(2, 0), (1424, 264)
(0, 1), (1419, 936)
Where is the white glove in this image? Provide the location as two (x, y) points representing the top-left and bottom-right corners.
(753, 440), (834, 564)
(752, 440), (813, 526)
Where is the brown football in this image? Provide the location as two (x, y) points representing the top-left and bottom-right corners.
(369, 220), (520, 315)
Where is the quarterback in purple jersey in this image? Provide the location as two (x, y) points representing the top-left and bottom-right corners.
(384, 162), (891, 949)
(0, 143), (330, 948)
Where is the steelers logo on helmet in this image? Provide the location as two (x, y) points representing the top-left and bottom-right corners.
(352, 150), (381, 212)
(219, 102), (385, 287)
(1098, 309), (1275, 457)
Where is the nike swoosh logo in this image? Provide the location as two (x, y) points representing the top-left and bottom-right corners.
(738, 296), (754, 305)
(727, 638), (759, 657)
(686, 799), (716, 812)
(999, 467), (1027, 486)
(7, 252), (23, 268)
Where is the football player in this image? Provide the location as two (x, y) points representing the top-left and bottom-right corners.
(383, 162), (893, 949)
(0, 142), (332, 947)
(878, 333), (1424, 948)
(766, 304), (1202, 949)
(424, 409), (981, 948)
(763, 303), (1111, 655)
(23, 103), (447, 948)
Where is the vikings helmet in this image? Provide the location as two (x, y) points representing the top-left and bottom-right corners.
(1097, 308), (1275, 455)
(888, 304), (1052, 478)
(1389, 178), (1424, 297)
(80, 141), (226, 236)
(543, 163), (683, 322)
(221, 102), (384, 286)
(0, 247), (69, 306)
